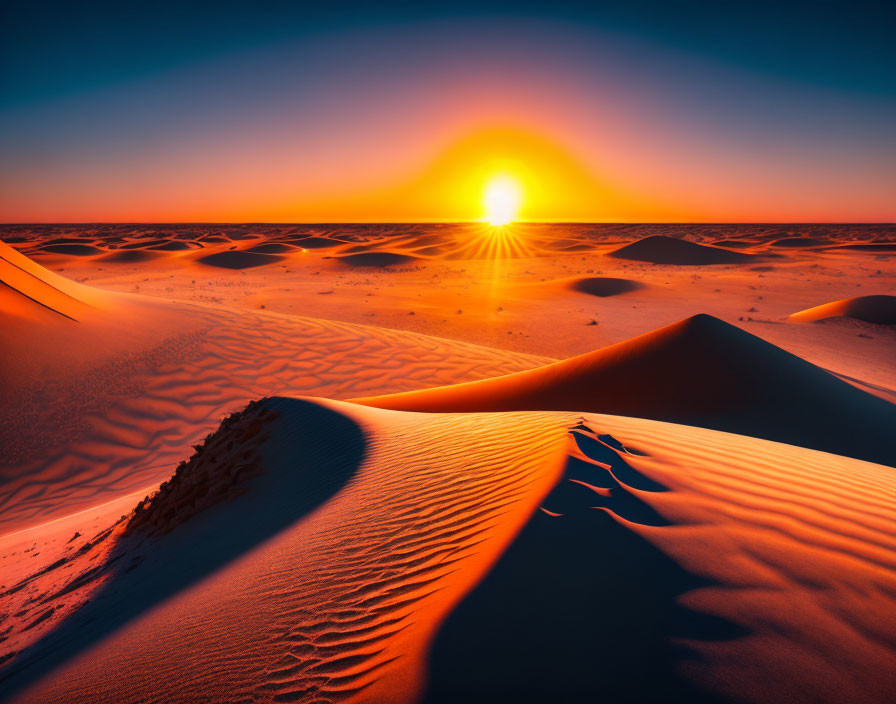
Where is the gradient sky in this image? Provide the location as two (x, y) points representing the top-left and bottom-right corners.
(1, 1), (894, 222)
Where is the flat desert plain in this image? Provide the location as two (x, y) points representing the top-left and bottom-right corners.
(1, 223), (895, 703)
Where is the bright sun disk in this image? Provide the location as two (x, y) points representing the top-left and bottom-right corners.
(484, 175), (521, 226)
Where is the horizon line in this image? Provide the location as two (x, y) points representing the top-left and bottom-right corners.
(2, 220), (894, 227)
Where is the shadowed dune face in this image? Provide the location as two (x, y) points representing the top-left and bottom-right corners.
(145, 240), (197, 251)
(355, 314), (896, 467)
(197, 250), (286, 269)
(770, 236), (833, 248)
(790, 295), (896, 325)
(99, 249), (162, 263)
(38, 244), (103, 256)
(425, 414), (896, 704)
(244, 242), (298, 254)
(0, 398), (369, 700)
(570, 276), (644, 297)
(609, 235), (755, 265)
(336, 251), (419, 267)
(286, 236), (347, 248)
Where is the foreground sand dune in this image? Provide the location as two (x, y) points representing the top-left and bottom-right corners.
(355, 313), (896, 467)
(1, 399), (894, 703)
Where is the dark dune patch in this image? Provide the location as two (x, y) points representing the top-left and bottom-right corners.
(116, 239), (170, 250)
(828, 243), (896, 252)
(39, 244), (104, 256)
(770, 237), (833, 248)
(713, 239), (756, 248)
(146, 240), (197, 251)
(286, 236), (347, 249)
(245, 243), (297, 254)
(336, 252), (418, 267)
(197, 235), (231, 243)
(100, 250), (162, 264)
(609, 235), (753, 265)
(197, 251), (285, 269)
(45, 237), (95, 246)
(790, 295), (896, 325)
(570, 277), (645, 297)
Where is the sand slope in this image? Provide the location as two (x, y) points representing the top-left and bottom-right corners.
(0, 244), (550, 533)
(789, 295), (896, 325)
(2, 400), (894, 703)
(355, 314), (896, 466)
(0, 241), (104, 321)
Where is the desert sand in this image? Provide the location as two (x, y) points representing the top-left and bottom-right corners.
(1, 223), (895, 703)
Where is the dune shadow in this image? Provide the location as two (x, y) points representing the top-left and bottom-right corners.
(336, 251), (418, 267)
(571, 277), (644, 297)
(0, 397), (367, 700)
(422, 423), (746, 703)
(197, 250), (285, 269)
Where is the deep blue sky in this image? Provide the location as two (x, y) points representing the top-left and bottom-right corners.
(4, 1), (894, 105)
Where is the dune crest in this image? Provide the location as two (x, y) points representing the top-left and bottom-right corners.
(354, 314), (896, 466)
(0, 241), (104, 322)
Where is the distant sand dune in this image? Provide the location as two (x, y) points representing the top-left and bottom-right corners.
(609, 235), (754, 265)
(336, 252), (419, 267)
(569, 276), (644, 297)
(196, 250), (285, 269)
(355, 314), (896, 466)
(789, 294), (896, 325)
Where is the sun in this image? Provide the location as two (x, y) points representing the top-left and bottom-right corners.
(483, 175), (522, 226)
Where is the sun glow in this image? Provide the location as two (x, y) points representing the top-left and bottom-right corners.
(483, 175), (522, 226)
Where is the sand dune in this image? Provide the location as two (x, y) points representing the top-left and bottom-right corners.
(2, 400), (894, 703)
(197, 250), (286, 269)
(609, 235), (755, 264)
(790, 295), (896, 325)
(770, 236), (833, 248)
(287, 236), (348, 249)
(355, 314), (896, 466)
(336, 252), (420, 267)
(37, 244), (103, 257)
(569, 276), (644, 297)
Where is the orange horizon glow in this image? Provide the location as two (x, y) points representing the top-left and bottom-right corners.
(3, 123), (894, 225)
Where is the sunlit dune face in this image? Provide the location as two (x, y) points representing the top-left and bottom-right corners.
(483, 175), (522, 226)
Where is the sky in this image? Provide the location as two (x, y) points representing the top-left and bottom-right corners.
(1, 1), (894, 223)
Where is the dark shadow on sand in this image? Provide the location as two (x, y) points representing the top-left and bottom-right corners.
(0, 397), (366, 700)
(422, 424), (746, 704)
